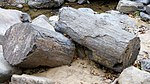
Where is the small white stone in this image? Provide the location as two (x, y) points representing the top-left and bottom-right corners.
(16, 4), (23, 8)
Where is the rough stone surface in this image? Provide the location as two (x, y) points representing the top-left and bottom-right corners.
(3, 23), (75, 68)
(136, 0), (150, 4)
(117, 0), (144, 13)
(32, 15), (55, 31)
(11, 74), (55, 84)
(146, 4), (150, 15)
(118, 66), (150, 84)
(66, 0), (76, 2)
(140, 59), (150, 72)
(56, 7), (140, 72)
(28, 0), (64, 8)
(0, 35), (4, 45)
(77, 0), (89, 4)
(0, 8), (22, 36)
(78, 8), (95, 14)
(49, 15), (59, 27)
(0, 45), (21, 83)
(140, 12), (150, 21)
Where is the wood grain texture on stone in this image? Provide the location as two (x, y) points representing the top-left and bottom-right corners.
(56, 7), (140, 72)
(3, 23), (75, 68)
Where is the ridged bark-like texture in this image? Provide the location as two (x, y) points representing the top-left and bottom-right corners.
(56, 7), (140, 72)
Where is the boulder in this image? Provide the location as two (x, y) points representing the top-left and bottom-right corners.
(140, 12), (150, 21)
(136, 0), (150, 4)
(0, 45), (21, 83)
(146, 4), (150, 15)
(56, 7), (140, 72)
(0, 8), (22, 36)
(3, 23), (75, 68)
(0, 8), (31, 36)
(10, 74), (55, 84)
(118, 66), (150, 84)
(117, 0), (144, 13)
(28, 0), (64, 8)
(32, 15), (55, 31)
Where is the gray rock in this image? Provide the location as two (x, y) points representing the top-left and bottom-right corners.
(16, 4), (23, 8)
(140, 12), (150, 20)
(3, 23), (75, 68)
(28, 0), (64, 8)
(32, 15), (55, 31)
(77, 0), (90, 4)
(117, 0), (144, 13)
(56, 7), (140, 72)
(66, 0), (76, 2)
(0, 45), (21, 83)
(0, 8), (22, 36)
(10, 74), (55, 84)
(136, 0), (150, 4)
(20, 12), (31, 23)
(140, 59), (150, 72)
(146, 4), (150, 15)
(12, 0), (26, 4)
(118, 66), (150, 84)
(0, 35), (4, 45)
(49, 15), (59, 27)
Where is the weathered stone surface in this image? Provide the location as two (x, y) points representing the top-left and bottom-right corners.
(0, 8), (31, 36)
(77, 0), (89, 4)
(10, 74), (55, 84)
(140, 59), (150, 72)
(0, 8), (22, 36)
(56, 7), (140, 72)
(117, 0), (144, 13)
(49, 15), (59, 27)
(140, 12), (150, 21)
(66, 0), (76, 3)
(28, 0), (64, 8)
(3, 23), (75, 68)
(136, 0), (150, 4)
(146, 4), (150, 15)
(118, 66), (150, 84)
(78, 8), (95, 14)
(0, 45), (21, 83)
(0, 35), (4, 45)
(20, 12), (31, 23)
(32, 15), (55, 31)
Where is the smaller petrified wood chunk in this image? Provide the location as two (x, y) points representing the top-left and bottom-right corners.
(3, 23), (75, 68)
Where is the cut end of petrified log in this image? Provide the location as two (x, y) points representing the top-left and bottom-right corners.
(3, 23), (35, 65)
(121, 37), (140, 71)
(3, 23), (75, 68)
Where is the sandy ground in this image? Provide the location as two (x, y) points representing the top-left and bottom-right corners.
(34, 58), (117, 84)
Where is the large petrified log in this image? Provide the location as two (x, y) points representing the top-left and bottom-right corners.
(56, 7), (140, 72)
(3, 23), (75, 68)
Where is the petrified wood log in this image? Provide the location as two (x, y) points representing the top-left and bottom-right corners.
(3, 23), (75, 68)
(56, 7), (140, 72)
